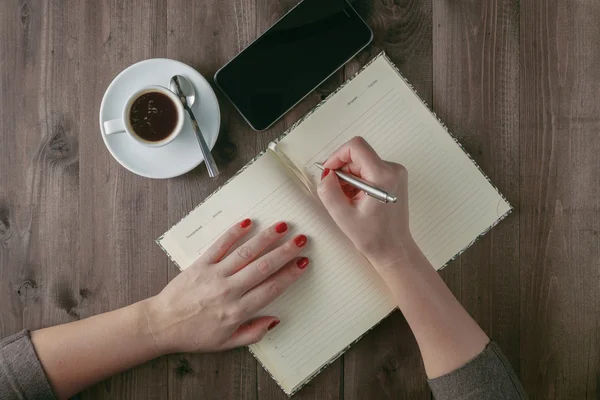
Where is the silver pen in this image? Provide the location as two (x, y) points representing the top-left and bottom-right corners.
(314, 163), (397, 204)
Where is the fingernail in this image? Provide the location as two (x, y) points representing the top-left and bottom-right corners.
(321, 168), (331, 180)
(296, 257), (309, 269)
(268, 320), (280, 331)
(275, 222), (288, 234)
(294, 235), (307, 247)
(240, 218), (252, 228)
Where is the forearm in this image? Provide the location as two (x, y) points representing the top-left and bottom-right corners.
(377, 241), (489, 379)
(30, 298), (162, 399)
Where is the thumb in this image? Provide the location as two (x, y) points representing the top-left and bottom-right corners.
(221, 317), (280, 349)
(317, 169), (353, 220)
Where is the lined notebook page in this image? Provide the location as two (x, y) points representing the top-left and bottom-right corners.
(158, 150), (395, 393)
(279, 54), (511, 269)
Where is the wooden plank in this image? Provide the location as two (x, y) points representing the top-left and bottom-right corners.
(342, 1), (433, 399)
(0, 0), (59, 337)
(164, 0), (258, 398)
(0, 0), (31, 335)
(432, 0), (521, 374)
(520, 1), (600, 398)
(77, 1), (169, 399)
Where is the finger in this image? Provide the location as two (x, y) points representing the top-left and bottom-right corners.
(200, 218), (253, 264)
(340, 181), (361, 199)
(331, 160), (365, 178)
(317, 170), (354, 221)
(240, 257), (309, 314)
(231, 234), (308, 291)
(339, 164), (359, 177)
(220, 316), (280, 349)
(219, 221), (289, 276)
(322, 137), (385, 177)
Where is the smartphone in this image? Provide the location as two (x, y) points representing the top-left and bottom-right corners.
(214, 0), (373, 131)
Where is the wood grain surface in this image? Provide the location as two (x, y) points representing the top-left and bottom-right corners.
(0, 0), (598, 399)
(433, 0), (521, 377)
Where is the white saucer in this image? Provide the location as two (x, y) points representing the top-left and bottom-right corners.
(99, 59), (220, 179)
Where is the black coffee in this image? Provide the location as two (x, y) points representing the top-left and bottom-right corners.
(129, 91), (178, 142)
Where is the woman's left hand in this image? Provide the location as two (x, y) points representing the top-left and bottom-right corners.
(145, 219), (309, 354)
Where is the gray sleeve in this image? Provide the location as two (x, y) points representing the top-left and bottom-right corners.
(0, 330), (57, 400)
(428, 341), (527, 400)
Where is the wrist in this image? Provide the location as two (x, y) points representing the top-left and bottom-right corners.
(369, 236), (424, 273)
(137, 297), (172, 357)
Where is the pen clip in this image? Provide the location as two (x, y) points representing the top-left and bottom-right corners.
(365, 191), (388, 204)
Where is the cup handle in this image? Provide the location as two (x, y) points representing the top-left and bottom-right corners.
(104, 118), (126, 135)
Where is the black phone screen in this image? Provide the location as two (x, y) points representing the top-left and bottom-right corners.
(214, 0), (372, 131)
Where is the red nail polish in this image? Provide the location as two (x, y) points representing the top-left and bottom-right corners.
(321, 168), (331, 179)
(275, 222), (288, 234)
(294, 235), (307, 247)
(268, 320), (280, 331)
(240, 218), (251, 228)
(296, 257), (309, 269)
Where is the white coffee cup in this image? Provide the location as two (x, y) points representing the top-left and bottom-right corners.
(103, 85), (184, 148)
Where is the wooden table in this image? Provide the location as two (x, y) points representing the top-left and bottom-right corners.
(1, 1), (599, 399)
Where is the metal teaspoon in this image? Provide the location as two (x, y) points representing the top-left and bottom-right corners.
(170, 75), (219, 178)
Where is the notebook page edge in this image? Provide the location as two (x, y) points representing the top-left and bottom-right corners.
(378, 53), (513, 215)
(155, 237), (184, 272)
(246, 303), (397, 396)
(436, 205), (513, 272)
(374, 53), (513, 271)
(287, 305), (396, 395)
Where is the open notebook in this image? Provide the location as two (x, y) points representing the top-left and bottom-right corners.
(157, 53), (511, 395)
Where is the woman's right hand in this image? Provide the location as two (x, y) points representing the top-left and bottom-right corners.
(318, 138), (499, 385)
(317, 137), (418, 271)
